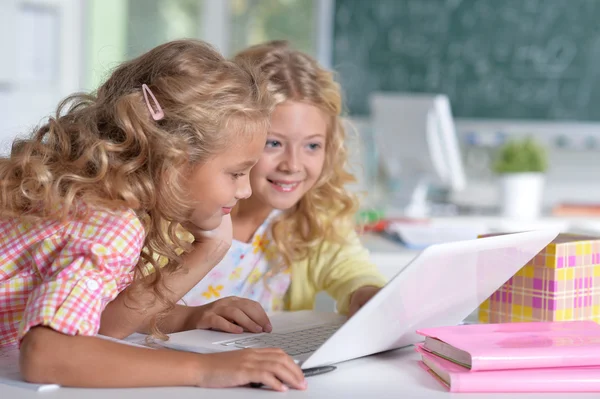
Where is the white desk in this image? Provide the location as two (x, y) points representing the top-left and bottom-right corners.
(2, 347), (597, 398)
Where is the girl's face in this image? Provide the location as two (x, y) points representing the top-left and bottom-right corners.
(185, 128), (266, 231)
(249, 101), (328, 211)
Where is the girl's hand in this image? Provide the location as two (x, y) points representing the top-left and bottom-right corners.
(195, 348), (307, 391)
(348, 286), (381, 317)
(183, 214), (233, 263)
(186, 297), (273, 334)
(185, 214), (233, 245)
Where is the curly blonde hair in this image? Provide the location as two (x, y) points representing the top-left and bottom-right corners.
(233, 41), (358, 269)
(0, 39), (273, 333)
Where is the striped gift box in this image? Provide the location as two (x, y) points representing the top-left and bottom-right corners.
(478, 233), (600, 323)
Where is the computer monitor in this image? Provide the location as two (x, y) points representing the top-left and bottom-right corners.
(369, 93), (466, 217)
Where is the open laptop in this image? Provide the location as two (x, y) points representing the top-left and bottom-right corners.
(161, 229), (559, 369)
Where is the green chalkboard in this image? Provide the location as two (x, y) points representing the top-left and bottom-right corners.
(333, 0), (600, 120)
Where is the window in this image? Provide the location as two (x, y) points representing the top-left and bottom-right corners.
(127, 0), (318, 59)
(85, 0), (327, 88)
(229, 0), (317, 57)
(127, 0), (204, 58)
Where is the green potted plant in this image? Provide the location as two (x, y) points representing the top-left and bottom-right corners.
(493, 137), (548, 219)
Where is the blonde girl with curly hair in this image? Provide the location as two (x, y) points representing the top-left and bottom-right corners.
(0, 39), (305, 392)
(180, 41), (386, 334)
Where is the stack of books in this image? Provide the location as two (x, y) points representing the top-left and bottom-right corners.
(415, 321), (600, 392)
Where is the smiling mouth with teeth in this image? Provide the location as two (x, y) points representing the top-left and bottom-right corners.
(268, 179), (301, 192)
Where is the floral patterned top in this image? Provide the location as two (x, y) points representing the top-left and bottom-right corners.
(181, 210), (291, 312)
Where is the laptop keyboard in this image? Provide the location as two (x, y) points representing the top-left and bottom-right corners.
(221, 322), (343, 356)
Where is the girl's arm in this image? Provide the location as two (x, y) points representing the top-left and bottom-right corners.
(20, 326), (305, 391)
(99, 238), (228, 338)
(20, 327), (200, 387)
(100, 215), (233, 337)
(308, 230), (387, 315)
(102, 215), (273, 336)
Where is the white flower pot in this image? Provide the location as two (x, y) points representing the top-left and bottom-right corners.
(499, 172), (545, 219)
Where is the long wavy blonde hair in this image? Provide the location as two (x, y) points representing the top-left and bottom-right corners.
(0, 39), (273, 332)
(234, 41), (358, 269)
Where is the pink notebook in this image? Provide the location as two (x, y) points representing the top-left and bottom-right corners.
(416, 344), (600, 393)
(416, 321), (600, 371)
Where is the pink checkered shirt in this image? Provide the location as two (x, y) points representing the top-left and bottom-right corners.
(0, 209), (145, 347)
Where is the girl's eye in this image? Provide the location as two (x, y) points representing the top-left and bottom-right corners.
(265, 140), (281, 148)
(307, 143), (322, 150)
(231, 173), (245, 180)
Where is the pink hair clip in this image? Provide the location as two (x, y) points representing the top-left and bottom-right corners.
(142, 84), (164, 121)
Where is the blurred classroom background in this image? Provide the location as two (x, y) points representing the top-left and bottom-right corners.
(2, 0), (600, 224)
